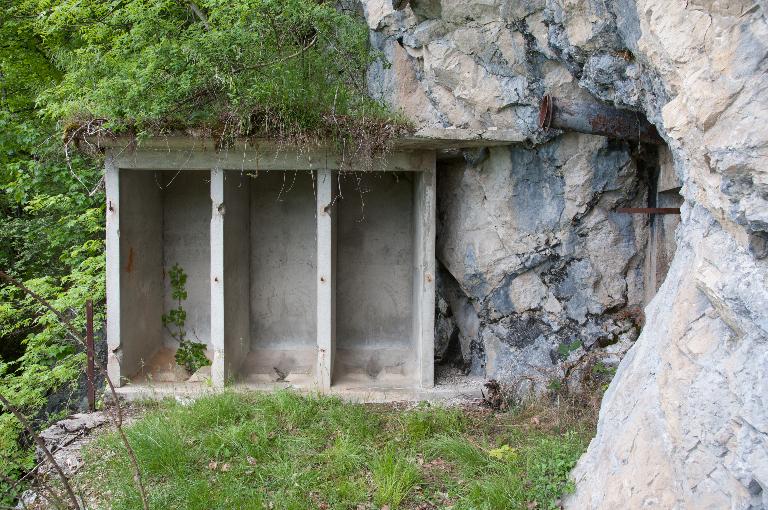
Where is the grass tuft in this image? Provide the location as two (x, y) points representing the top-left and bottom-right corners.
(371, 448), (421, 509)
(425, 434), (489, 474)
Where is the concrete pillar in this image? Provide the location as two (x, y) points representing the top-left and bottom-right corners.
(644, 146), (683, 304)
(414, 154), (437, 388)
(107, 164), (163, 387)
(316, 169), (336, 390)
(222, 172), (250, 381)
(210, 168), (226, 387)
(105, 157), (122, 385)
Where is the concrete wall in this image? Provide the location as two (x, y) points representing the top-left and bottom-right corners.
(413, 167), (436, 388)
(161, 171), (212, 348)
(645, 147), (683, 303)
(118, 170), (163, 379)
(109, 147), (436, 390)
(335, 172), (416, 383)
(223, 171), (251, 378)
(247, 171), (317, 380)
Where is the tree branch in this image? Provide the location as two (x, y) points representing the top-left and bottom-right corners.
(187, 2), (211, 30)
(0, 393), (80, 510)
(0, 269), (150, 510)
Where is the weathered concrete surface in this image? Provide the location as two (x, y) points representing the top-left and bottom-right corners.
(246, 171), (317, 382)
(108, 149), (438, 391)
(162, 171), (212, 348)
(336, 172), (417, 386)
(317, 169), (336, 390)
(249, 172), (317, 349)
(362, 0), (767, 506)
(223, 171), (251, 380)
(211, 168), (226, 385)
(115, 170), (163, 381)
(110, 170), (212, 385)
(337, 171), (415, 350)
(413, 163), (437, 388)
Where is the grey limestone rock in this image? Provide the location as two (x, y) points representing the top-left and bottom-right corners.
(361, 0), (768, 505)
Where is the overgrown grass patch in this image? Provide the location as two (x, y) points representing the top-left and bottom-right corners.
(75, 391), (593, 509)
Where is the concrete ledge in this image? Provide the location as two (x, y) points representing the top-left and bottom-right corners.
(110, 146), (434, 171)
(404, 127), (528, 148)
(113, 380), (484, 404)
(96, 129), (527, 170)
(92, 128), (527, 153)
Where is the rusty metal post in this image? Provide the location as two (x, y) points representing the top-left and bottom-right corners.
(539, 95), (664, 144)
(86, 299), (95, 412)
(617, 207), (680, 214)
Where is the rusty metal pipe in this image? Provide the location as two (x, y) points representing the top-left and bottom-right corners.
(86, 299), (95, 412)
(617, 207), (680, 214)
(539, 95), (664, 144)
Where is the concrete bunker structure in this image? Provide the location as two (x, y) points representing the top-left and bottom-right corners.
(103, 123), (680, 399)
(105, 138), (442, 395)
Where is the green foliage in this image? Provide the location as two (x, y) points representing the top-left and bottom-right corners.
(425, 435), (489, 473)
(591, 361), (617, 377)
(75, 391), (592, 509)
(162, 263), (210, 374)
(0, 241), (104, 500)
(591, 361), (618, 391)
(18, 0), (399, 143)
(161, 264), (189, 341)
(522, 432), (583, 506)
(0, 0), (106, 496)
(488, 443), (517, 461)
(0, 237), (104, 493)
(400, 402), (466, 440)
(428, 428), (585, 510)
(175, 341), (210, 375)
(557, 339), (582, 358)
(547, 378), (563, 393)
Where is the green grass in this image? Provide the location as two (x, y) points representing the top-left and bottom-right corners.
(372, 448), (421, 508)
(75, 391), (592, 510)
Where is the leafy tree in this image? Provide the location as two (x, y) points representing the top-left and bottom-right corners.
(1, 0), (106, 492)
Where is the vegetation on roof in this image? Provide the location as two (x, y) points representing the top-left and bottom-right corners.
(27, 0), (409, 148)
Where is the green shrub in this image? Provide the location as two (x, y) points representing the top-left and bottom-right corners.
(33, 0), (400, 144)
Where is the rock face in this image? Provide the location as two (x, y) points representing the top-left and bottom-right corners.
(37, 412), (107, 476)
(570, 204), (768, 509)
(563, 2), (768, 508)
(361, 0), (767, 507)
(363, 0), (652, 390)
(437, 139), (646, 385)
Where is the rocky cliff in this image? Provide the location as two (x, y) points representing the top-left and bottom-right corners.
(361, 0), (768, 507)
(365, 0), (656, 391)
